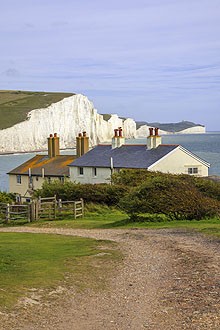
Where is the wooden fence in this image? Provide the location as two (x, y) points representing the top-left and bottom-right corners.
(0, 202), (31, 223)
(57, 199), (84, 219)
(0, 197), (84, 223)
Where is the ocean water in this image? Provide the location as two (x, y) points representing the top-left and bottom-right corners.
(0, 133), (219, 192)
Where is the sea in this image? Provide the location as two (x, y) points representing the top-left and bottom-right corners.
(0, 132), (219, 192)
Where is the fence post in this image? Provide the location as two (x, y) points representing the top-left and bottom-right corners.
(54, 198), (57, 220)
(80, 198), (84, 217)
(58, 199), (62, 217)
(35, 200), (39, 221)
(6, 204), (10, 223)
(30, 200), (35, 222)
(27, 204), (31, 222)
(74, 202), (76, 219)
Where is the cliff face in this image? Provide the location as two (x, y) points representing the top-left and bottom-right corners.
(0, 94), (136, 153)
(0, 93), (206, 153)
(136, 124), (206, 137)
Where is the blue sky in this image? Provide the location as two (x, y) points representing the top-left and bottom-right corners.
(0, 0), (220, 130)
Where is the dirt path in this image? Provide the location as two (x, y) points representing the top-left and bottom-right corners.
(0, 227), (219, 329)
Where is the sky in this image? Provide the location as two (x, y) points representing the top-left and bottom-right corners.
(0, 0), (220, 131)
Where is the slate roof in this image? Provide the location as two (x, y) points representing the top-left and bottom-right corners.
(69, 144), (179, 169)
(8, 155), (76, 177)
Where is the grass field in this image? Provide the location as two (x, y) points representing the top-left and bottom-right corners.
(0, 207), (219, 310)
(0, 90), (74, 129)
(0, 232), (119, 309)
(4, 206), (219, 238)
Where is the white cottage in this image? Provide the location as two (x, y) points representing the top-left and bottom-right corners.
(69, 128), (210, 184)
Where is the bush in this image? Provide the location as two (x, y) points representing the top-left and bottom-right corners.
(35, 181), (128, 206)
(0, 192), (14, 204)
(119, 175), (220, 220)
(194, 177), (220, 201)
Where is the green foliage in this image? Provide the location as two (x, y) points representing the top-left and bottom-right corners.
(0, 192), (14, 203)
(112, 169), (153, 186)
(35, 181), (128, 206)
(118, 171), (220, 221)
(194, 177), (220, 200)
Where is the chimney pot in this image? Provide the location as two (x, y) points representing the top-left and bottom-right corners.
(49, 133), (53, 137)
(83, 131), (86, 137)
(118, 127), (123, 137)
(154, 128), (159, 136)
(149, 128), (154, 136)
(114, 129), (118, 137)
(54, 133), (57, 137)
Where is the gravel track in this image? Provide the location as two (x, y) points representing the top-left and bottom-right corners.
(0, 227), (219, 329)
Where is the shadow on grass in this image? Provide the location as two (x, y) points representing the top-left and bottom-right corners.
(100, 218), (132, 228)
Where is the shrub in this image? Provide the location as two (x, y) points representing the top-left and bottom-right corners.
(0, 192), (14, 204)
(35, 181), (128, 206)
(119, 175), (220, 220)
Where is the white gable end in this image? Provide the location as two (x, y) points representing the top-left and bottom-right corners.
(148, 146), (209, 176)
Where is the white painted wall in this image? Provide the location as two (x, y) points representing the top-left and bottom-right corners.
(9, 175), (69, 197)
(70, 167), (112, 184)
(149, 147), (209, 176)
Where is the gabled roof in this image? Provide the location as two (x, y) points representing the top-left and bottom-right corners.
(69, 144), (180, 169)
(8, 155), (76, 177)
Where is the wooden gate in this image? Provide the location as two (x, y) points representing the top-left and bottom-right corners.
(57, 198), (84, 219)
(36, 196), (57, 220)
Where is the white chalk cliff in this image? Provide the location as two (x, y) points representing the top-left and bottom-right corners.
(0, 94), (137, 153)
(136, 125), (206, 137)
(0, 94), (206, 153)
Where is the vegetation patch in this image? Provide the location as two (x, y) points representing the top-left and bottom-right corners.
(0, 90), (74, 129)
(0, 232), (120, 309)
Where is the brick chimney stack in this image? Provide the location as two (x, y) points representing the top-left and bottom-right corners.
(76, 132), (89, 158)
(112, 127), (125, 149)
(147, 127), (162, 149)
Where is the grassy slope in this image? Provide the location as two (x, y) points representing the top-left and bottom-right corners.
(0, 232), (119, 309)
(0, 90), (74, 129)
(7, 208), (219, 238)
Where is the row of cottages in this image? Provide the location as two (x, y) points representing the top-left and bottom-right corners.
(68, 127), (210, 184)
(8, 132), (89, 201)
(8, 128), (210, 200)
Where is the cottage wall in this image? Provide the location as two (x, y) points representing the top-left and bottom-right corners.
(9, 175), (68, 197)
(70, 167), (112, 184)
(149, 148), (209, 176)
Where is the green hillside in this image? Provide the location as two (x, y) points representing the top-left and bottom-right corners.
(0, 90), (74, 130)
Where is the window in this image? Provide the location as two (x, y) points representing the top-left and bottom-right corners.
(92, 167), (97, 177)
(188, 167), (198, 175)
(16, 175), (21, 184)
(59, 176), (65, 183)
(79, 167), (84, 175)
